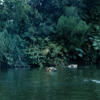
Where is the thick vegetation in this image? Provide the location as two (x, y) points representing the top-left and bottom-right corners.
(0, 0), (100, 67)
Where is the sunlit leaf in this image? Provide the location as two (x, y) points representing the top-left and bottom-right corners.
(78, 53), (83, 57)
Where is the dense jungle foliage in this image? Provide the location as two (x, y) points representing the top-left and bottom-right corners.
(0, 0), (100, 67)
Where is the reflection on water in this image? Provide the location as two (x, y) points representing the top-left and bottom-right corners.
(0, 65), (100, 100)
(92, 79), (100, 83)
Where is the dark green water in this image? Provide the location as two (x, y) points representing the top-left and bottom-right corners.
(0, 65), (100, 100)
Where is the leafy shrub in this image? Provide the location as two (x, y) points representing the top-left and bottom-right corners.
(24, 44), (47, 67)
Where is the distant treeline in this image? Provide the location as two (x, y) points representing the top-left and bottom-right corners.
(0, 0), (100, 67)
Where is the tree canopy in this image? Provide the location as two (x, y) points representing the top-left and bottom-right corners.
(0, 0), (100, 67)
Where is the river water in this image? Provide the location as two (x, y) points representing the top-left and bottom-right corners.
(0, 65), (100, 100)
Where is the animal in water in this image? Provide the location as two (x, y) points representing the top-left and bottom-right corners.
(67, 64), (78, 68)
(46, 67), (57, 72)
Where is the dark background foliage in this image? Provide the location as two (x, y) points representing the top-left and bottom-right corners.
(0, 0), (100, 67)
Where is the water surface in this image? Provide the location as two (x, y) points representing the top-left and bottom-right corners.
(0, 65), (100, 100)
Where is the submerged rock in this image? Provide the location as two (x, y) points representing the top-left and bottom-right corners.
(46, 67), (57, 72)
(14, 63), (30, 68)
(67, 64), (78, 69)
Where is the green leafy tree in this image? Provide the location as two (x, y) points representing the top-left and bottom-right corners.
(56, 6), (89, 60)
